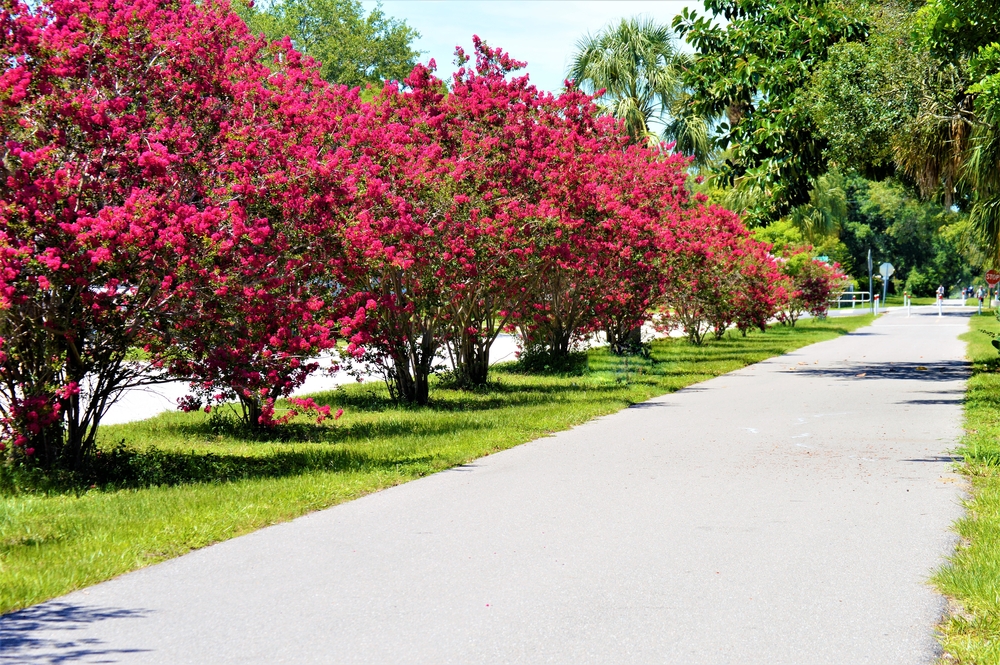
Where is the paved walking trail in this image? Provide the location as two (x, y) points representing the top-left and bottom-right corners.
(1, 307), (971, 664)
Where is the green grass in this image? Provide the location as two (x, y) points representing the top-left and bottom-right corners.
(935, 310), (1000, 663)
(0, 316), (872, 615)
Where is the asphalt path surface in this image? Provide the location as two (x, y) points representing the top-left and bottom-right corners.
(1, 307), (969, 664)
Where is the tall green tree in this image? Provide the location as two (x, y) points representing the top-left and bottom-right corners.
(918, 0), (1000, 261)
(567, 17), (710, 159)
(806, 4), (922, 181)
(805, 2), (976, 211)
(673, 0), (866, 224)
(236, 0), (420, 88)
(837, 176), (976, 294)
(788, 170), (849, 242)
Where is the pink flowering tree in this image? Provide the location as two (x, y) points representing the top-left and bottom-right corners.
(336, 64), (476, 404)
(658, 206), (783, 344)
(730, 241), (788, 336)
(589, 147), (693, 355)
(775, 247), (847, 326)
(516, 138), (692, 358)
(157, 51), (373, 430)
(0, 0), (358, 466)
(340, 40), (581, 401)
(501, 89), (626, 360)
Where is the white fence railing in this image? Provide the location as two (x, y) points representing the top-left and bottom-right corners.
(830, 291), (871, 309)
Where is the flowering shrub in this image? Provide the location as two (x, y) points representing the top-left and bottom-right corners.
(0, 0), (361, 465)
(731, 242), (789, 336)
(257, 397), (342, 428)
(657, 206), (782, 344)
(775, 247), (847, 326)
(517, 134), (692, 358)
(340, 39), (612, 401)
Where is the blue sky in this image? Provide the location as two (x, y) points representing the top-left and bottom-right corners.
(361, 1), (698, 93)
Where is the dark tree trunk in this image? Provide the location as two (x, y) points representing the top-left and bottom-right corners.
(239, 394), (264, 429)
(391, 355), (431, 405)
(551, 328), (572, 358)
(606, 322), (642, 355)
(387, 330), (436, 405)
(453, 331), (491, 387)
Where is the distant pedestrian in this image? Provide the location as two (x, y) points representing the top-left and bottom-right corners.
(937, 285), (945, 299)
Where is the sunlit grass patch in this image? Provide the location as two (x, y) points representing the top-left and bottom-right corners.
(934, 311), (1000, 663)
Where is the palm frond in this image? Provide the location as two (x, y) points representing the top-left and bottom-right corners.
(567, 16), (699, 147)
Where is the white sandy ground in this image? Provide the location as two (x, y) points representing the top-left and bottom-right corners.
(0, 305), (970, 663)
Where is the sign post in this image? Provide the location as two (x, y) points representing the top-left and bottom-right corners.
(986, 270), (1000, 307)
(868, 250), (874, 315)
(879, 263), (894, 310)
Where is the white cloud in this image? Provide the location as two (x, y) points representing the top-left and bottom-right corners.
(364, 1), (699, 92)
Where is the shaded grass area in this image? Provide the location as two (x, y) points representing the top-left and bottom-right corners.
(935, 310), (1000, 663)
(0, 317), (872, 615)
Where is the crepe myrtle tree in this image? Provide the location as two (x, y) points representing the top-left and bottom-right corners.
(0, 0), (363, 466)
(336, 62), (468, 404)
(160, 47), (376, 430)
(433, 40), (559, 388)
(590, 145), (694, 354)
(517, 137), (694, 359)
(657, 205), (784, 344)
(730, 241), (788, 336)
(340, 39), (614, 401)
(775, 247), (847, 326)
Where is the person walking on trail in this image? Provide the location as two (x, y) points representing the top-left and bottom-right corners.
(937, 285), (946, 299)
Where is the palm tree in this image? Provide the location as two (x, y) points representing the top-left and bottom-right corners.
(888, 60), (1000, 262)
(891, 61), (973, 210)
(568, 16), (711, 160)
(789, 171), (849, 242)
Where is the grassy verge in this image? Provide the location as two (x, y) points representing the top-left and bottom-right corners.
(0, 316), (872, 615)
(935, 310), (1000, 663)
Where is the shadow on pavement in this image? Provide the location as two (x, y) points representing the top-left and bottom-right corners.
(628, 401), (674, 409)
(903, 455), (962, 463)
(0, 602), (151, 664)
(896, 309), (974, 319)
(794, 360), (970, 382)
(900, 397), (965, 405)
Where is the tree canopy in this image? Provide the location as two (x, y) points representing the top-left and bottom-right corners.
(673, 0), (866, 224)
(917, 0), (1000, 261)
(567, 17), (710, 160)
(236, 0), (421, 88)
